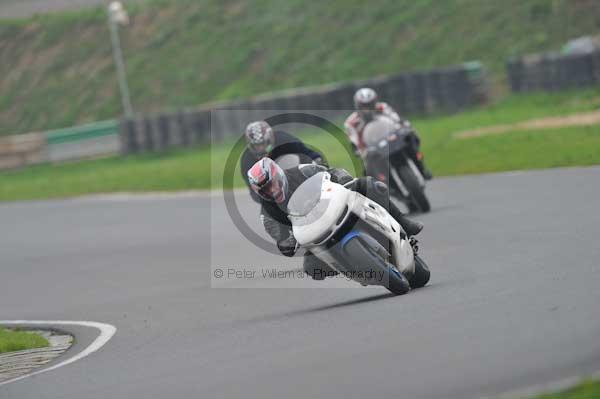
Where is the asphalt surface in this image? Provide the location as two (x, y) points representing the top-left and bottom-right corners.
(0, 0), (143, 19)
(1, 166), (600, 399)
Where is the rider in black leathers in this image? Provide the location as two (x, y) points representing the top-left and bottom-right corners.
(247, 157), (423, 279)
(240, 121), (325, 202)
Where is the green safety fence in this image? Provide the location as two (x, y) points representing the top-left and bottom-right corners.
(44, 120), (118, 145)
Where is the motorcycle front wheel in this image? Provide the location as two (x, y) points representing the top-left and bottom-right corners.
(343, 236), (411, 295)
(407, 255), (431, 288)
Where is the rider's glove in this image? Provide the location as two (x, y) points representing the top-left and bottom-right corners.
(277, 235), (298, 257)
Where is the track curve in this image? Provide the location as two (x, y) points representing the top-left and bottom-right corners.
(1, 166), (599, 399)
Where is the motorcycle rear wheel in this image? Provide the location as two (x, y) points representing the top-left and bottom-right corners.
(397, 162), (431, 213)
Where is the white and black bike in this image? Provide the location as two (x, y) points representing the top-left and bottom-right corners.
(362, 115), (431, 213)
(287, 171), (430, 294)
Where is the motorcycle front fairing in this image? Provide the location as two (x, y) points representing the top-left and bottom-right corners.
(288, 172), (415, 276)
(288, 172), (350, 247)
(345, 190), (415, 274)
(363, 116), (411, 187)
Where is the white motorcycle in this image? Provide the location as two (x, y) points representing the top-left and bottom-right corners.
(287, 171), (430, 294)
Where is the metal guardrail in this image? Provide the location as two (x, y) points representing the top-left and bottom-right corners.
(44, 120), (118, 145)
(44, 120), (120, 163)
(0, 120), (120, 170)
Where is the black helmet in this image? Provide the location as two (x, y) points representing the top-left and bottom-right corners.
(353, 87), (378, 119)
(245, 121), (275, 157)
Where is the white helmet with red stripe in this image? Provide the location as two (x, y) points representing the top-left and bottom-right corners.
(247, 157), (288, 204)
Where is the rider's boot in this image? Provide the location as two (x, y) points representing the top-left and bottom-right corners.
(371, 179), (424, 236)
(386, 192), (423, 236)
(394, 209), (424, 236)
(406, 131), (432, 180)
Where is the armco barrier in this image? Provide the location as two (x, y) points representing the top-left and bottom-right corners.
(507, 50), (600, 93)
(0, 120), (119, 170)
(120, 62), (489, 154)
(45, 120), (119, 163)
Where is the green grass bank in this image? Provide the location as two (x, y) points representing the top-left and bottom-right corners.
(1, 0), (599, 136)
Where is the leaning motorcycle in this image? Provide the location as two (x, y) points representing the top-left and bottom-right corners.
(362, 115), (431, 213)
(287, 171), (430, 294)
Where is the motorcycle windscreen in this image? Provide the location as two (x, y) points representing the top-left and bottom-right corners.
(287, 172), (326, 217)
(362, 115), (398, 148)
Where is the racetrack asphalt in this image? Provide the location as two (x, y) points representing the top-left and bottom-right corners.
(0, 0), (141, 19)
(1, 166), (599, 399)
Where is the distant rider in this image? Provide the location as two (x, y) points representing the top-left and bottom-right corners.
(344, 87), (432, 179)
(247, 157), (423, 279)
(240, 121), (326, 202)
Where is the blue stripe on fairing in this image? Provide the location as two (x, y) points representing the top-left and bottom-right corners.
(340, 230), (362, 248)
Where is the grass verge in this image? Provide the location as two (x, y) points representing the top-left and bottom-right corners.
(0, 89), (599, 202)
(0, 328), (49, 354)
(526, 379), (600, 399)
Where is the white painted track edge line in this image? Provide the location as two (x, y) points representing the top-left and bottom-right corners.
(0, 320), (116, 387)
